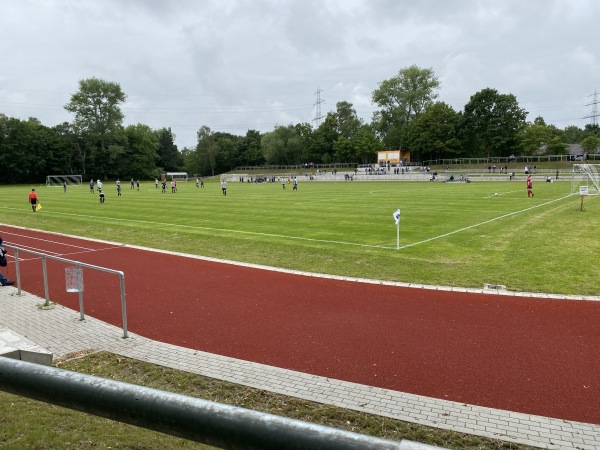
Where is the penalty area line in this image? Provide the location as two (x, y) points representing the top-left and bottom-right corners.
(397, 194), (573, 250)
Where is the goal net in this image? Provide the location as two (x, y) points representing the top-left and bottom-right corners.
(46, 175), (83, 187)
(166, 172), (188, 182)
(571, 164), (600, 195)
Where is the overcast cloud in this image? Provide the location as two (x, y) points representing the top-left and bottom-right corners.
(1, 0), (599, 150)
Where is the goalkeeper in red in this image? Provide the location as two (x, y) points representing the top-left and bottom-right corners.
(526, 175), (534, 197)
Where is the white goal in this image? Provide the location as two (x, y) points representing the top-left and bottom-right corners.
(571, 164), (600, 195)
(166, 172), (188, 182)
(46, 175), (83, 187)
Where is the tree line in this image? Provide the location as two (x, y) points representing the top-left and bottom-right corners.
(1, 66), (599, 184)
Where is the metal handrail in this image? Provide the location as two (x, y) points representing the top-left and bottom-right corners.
(3, 244), (128, 338)
(0, 358), (442, 450)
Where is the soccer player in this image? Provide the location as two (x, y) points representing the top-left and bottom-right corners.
(221, 180), (227, 195)
(527, 175), (534, 197)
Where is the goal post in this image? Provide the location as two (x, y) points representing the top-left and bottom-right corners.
(46, 175), (83, 187)
(571, 164), (600, 195)
(166, 172), (188, 182)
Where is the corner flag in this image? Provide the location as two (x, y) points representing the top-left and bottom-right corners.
(393, 209), (400, 225)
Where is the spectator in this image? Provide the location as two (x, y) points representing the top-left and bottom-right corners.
(0, 237), (15, 286)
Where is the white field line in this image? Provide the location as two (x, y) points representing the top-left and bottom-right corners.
(0, 194), (578, 251)
(397, 194), (574, 250)
(0, 207), (390, 250)
(482, 189), (523, 198)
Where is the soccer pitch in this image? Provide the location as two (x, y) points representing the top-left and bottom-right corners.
(0, 178), (597, 296)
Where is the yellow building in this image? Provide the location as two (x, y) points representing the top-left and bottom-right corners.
(377, 149), (411, 165)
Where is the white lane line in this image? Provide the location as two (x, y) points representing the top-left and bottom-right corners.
(5, 246), (123, 263)
(0, 229), (102, 252)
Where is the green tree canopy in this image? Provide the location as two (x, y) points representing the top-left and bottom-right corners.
(405, 102), (462, 161)
(64, 77), (126, 151)
(156, 127), (182, 172)
(194, 126), (219, 176)
(334, 101), (362, 139)
(461, 88), (528, 157)
(580, 135), (600, 154)
(371, 65), (440, 140)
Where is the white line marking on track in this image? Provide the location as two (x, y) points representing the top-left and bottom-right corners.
(1, 230), (101, 252)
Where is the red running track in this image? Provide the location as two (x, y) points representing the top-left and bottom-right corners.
(2, 225), (599, 425)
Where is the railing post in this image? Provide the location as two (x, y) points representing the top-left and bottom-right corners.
(41, 255), (50, 306)
(119, 273), (128, 338)
(77, 264), (85, 321)
(14, 248), (21, 295)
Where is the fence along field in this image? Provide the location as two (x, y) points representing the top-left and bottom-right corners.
(0, 175), (597, 296)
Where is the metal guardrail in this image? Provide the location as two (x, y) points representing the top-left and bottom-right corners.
(3, 244), (128, 338)
(0, 358), (443, 450)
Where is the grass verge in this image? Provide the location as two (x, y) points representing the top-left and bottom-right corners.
(0, 352), (540, 449)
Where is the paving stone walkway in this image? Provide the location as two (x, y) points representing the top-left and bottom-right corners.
(1, 286), (599, 450)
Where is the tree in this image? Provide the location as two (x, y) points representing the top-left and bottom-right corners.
(371, 65), (440, 140)
(0, 115), (70, 183)
(64, 77), (127, 177)
(405, 102), (462, 161)
(519, 124), (552, 156)
(213, 132), (240, 173)
(352, 126), (381, 164)
(583, 123), (600, 137)
(563, 125), (583, 143)
(519, 122), (565, 156)
(311, 114), (339, 164)
(156, 128), (182, 172)
(461, 88), (528, 157)
(195, 126), (218, 176)
(580, 135), (600, 154)
(332, 137), (354, 163)
(53, 122), (83, 175)
(123, 124), (160, 178)
(546, 135), (569, 155)
(238, 130), (264, 166)
(261, 130), (285, 165)
(292, 122), (318, 164)
(261, 125), (294, 165)
(334, 101), (361, 139)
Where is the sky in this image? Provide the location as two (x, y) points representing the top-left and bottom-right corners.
(1, 0), (599, 150)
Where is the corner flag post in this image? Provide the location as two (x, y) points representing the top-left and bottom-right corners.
(393, 209), (401, 250)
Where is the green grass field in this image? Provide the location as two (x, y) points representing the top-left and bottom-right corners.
(1, 177), (598, 295)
